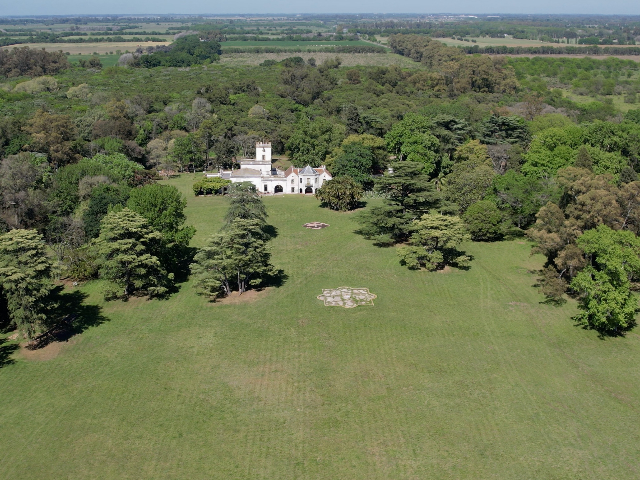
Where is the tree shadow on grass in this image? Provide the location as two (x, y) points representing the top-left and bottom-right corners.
(28, 287), (108, 350)
(0, 338), (18, 369)
(572, 314), (637, 339)
(260, 269), (288, 289)
(262, 224), (279, 240)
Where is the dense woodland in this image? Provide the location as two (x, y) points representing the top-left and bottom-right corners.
(2, 26), (640, 340)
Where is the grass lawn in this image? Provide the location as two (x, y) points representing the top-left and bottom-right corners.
(1, 173), (640, 478)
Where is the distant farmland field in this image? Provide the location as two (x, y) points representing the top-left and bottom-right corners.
(1, 42), (171, 55)
(220, 40), (373, 50)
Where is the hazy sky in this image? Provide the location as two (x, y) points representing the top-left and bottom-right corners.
(3, 0), (640, 16)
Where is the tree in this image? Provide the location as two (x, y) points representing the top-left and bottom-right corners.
(384, 114), (434, 161)
(492, 170), (557, 229)
(397, 213), (471, 270)
(96, 208), (171, 300)
(191, 218), (274, 299)
(278, 64), (333, 106)
(286, 117), (346, 167)
(341, 134), (388, 172)
(225, 182), (268, 225)
(0, 153), (51, 230)
(478, 115), (529, 145)
(444, 162), (495, 213)
(83, 184), (130, 238)
(91, 153), (144, 186)
(463, 200), (505, 241)
(127, 184), (196, 276)
(127, 184), (188, 238)
(170, 134), (203, 172)
(356, 161), (449, 245)
(570, 226), (640, 334)
(0, 229), (55, 339)
(50, 158), (116, 216)
(24, 110), (80, 169)
(331, 143), (374, 187)
(316, 177), (363, 211)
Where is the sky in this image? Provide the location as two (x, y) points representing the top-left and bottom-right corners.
(2, 0), (639, 16)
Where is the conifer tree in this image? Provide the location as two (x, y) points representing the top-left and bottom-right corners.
(0, 229), (55, 338)
(96, 208), (171, 300)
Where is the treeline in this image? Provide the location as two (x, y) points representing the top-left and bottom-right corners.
(346, 16), (640, 44)
(132, 36), (221, 68)
(0, 48), (69, 78)
(388, 34), (518, 95)
(222, 45), (387, 54)
(459, 44), (640, 56)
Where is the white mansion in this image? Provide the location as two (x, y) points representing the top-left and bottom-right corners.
(206, 142), (332, 194)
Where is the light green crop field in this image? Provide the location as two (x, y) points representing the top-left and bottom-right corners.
(221, 40), (373, 50)
(68, 54), (120, 68)
(1, 173), (639, 479)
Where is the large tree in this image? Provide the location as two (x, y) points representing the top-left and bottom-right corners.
(570, 226), (640, 334)
(331, 143), (374, 188)
(96, 208), (171, 300)
(127, 184), (196, 276)
(397, 213), (471, 270)
(0, 229), (55, 338)
(356, 161), (450, 245)
(24, 110), (80, 169)
(191, 218), (274, 299)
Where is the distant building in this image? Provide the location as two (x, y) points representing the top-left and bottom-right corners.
(206, 142), (332, 194)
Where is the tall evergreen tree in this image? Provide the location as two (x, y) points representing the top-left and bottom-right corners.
(191, 218), (274, 299)
(96, 208), (171, 300)
(356, 161), (452, 245)
(224, 182), (268, 225)
(0, 229), (55, 338)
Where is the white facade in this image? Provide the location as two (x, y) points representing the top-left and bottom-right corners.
(206, 142), (332, 194)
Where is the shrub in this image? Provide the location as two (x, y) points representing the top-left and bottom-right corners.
(66, 83), (91, 99)
(315, 177), (363, 211)
(13, 76), (58, 94)
(193, 177), (231, 196)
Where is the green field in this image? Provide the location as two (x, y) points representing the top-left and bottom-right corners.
(220, 40), (373, 50)
(1, 173), (640, 478)
(68, 54), (120, 68)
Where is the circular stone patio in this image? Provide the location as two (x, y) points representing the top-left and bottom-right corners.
(317, 287), (377, 308)
(303, 222), (329, 229)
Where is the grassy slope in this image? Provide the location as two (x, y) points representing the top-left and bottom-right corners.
(1, 173), (639, 479)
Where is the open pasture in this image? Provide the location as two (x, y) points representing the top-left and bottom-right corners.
(220, 40), (374, 50)
(0, 41), (171, 55)
(1, 173), (639, 479)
